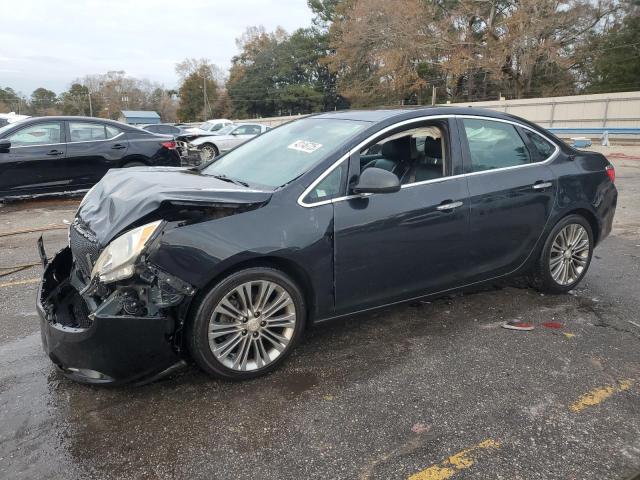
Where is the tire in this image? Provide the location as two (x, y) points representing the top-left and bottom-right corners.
(122, 161), (146, 168)
(199, 143), (219, 162)
(529, 214), (594, 294)
(187, 267), (306, 380)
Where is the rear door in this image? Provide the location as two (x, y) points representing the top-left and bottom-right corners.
(65, 121), (129, 186)
(458, 116), (557, 282)
(0, 121), (67, 196)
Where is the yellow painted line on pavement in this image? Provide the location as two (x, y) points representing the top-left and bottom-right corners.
(408, 439), (500, 480)
(569, 379), (633, 413)
(0, 277), (39, 288)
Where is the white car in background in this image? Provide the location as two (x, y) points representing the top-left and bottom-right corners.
(0, 113), (30, 128)
(184, 118), (233, 136)
(190, 123), (269, 161)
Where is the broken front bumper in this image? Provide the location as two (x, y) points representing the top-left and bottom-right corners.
(37, 247), (184, 385)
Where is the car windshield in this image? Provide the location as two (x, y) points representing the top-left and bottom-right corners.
(198, 122), (214, 130)
(201, 118), (369, 188)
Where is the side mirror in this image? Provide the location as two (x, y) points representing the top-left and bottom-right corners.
(231, 131), (239, 136)
(0, 139), (11, 153)
(352, 167), (401, 194)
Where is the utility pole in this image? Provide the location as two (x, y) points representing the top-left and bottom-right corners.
(88, 92), (93, 117)
(431, 86), (437, 106)
(203, 70), (209, 121)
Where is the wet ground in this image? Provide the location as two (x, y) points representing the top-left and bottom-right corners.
(1, 150), (639, 480)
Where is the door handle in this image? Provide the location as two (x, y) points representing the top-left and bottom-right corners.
(436, 200), (463, 211)
(46, 150), (64, 156)
(111, 144), (126, 150)
(532, 181), (553, 190)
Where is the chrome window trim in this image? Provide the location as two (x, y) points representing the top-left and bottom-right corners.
(297, 114), (560, 208)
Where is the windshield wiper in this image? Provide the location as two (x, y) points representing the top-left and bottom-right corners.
(210, 174), (250, 188)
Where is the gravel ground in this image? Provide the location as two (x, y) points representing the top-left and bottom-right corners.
(0, 148), (638, 480)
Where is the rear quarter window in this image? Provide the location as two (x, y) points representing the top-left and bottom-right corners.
(522, 129), (556, 162)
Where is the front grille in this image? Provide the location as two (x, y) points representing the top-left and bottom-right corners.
(69, 221), (101, 280)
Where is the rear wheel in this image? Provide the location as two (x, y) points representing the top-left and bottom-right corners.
(199, 143), (218, 162)
(187, 267), (306, 380)
(530, 214), (593, 293)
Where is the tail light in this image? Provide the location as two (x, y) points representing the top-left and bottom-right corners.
(161, 141), (177, 150)
(605, 164), (615, 183)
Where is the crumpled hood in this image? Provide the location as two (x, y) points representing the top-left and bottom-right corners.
(77, 167), (272, 245)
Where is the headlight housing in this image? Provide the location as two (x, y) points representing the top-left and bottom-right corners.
(91, 221), (162, 284)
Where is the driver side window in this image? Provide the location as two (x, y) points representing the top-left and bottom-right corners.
(359, 123), (448, 185)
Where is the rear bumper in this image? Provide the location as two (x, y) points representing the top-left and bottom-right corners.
(597, 184), (617, 245)
(37, 247), (184, 385)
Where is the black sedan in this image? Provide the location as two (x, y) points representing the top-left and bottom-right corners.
(0, 116), (181, 200)
(37, 107), (617, 384)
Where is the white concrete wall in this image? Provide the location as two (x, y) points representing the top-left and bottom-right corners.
(441, 91), (640, 129)
(236, 91), (640, 130)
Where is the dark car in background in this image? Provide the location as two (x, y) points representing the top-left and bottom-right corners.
(142, 123), (191, 136)
(37, 107), (617, 385)
(0, 116), (181, 200)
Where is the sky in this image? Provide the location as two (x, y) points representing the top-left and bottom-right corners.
(0, 0), (314, 95)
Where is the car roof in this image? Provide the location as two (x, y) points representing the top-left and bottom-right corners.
(313, 106), (537, 127)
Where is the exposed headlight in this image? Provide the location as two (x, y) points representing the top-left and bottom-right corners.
(91, 221), (162, 284)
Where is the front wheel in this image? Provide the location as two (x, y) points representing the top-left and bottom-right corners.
(530, 214), (594, 293)
(199, 143), (218, 162)
(187, 267), (306, 380)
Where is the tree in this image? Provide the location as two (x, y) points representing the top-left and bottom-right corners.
(581, 12), (640, 93)
(226, 26), (340, 118)
(30, 88), (58, 114)
(327, 0), (619, 104)
(175, 59), (220, 121)
(59, 83), (94, 116)
(0, 87), (23, 113)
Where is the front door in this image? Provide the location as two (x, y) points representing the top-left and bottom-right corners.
(457, 117), (557, 282)
(0, 121), (67, 196)
(332, 119), (470, 313)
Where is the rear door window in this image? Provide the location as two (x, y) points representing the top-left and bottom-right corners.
(69, 122), (107, 142)
(462, 119), (530, 172)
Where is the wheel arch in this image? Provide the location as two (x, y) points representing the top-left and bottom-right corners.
(120, 154), (150, 167)
(199, 141), (219, 151)
(562, 207), (600, 245)
(186, 255), (317, 329)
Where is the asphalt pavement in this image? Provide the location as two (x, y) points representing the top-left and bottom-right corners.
(0, 151), (639, 480)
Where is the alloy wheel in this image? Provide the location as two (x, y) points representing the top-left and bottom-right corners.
(207, 280), (297, 371)
(200, 145), (217, 162)
(549, 223), (590, 286)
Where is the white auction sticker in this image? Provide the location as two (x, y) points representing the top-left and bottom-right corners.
(288, 140), (323, 153)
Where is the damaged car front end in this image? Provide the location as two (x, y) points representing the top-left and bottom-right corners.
(37, 166), (273, 384)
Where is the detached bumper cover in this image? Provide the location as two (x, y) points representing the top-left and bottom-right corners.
(37, 247), (183, 385)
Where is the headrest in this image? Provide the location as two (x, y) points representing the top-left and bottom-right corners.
(423, 137), (442, 159)
(381, 136), (412, 161)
